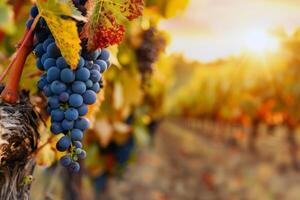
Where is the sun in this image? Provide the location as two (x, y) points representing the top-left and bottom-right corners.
(243, 30), (279, 53)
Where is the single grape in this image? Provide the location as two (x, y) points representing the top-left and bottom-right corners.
(73, 141), (82, 149)
(48, 96), (60, 109)
(85, 80), (93, 88)
(56, 136), (71, 152)
(30, 6), (39, 18)
(56, 57), (69, 69)
(60, 68), (75, 83)
(69, 94), (83, 107)
(85, 60), (94, 70)
(44, 58), (57, 70)
(70, 129), (83, 141)
(51, 122), (63, 134)
(61, 119), (74, 131)
(59, 92), (69, 102)
(98, 48), (110, 61)
(75, 68), (90, 81)
(60, 155), (72, 167)
(65, 108), (79, 121)
(90, 70), (101, 82)
(36, 58), (44, 71)
(91, 83), (100, 93)
(47, 67), (60, 82)
(95, 60), (107, 73)
(47, 43), (61, 58)
(34, 44), (45, 57)
(37, 76), (47, 90)
(51, 109), (65, 122)
(69, 161), (80, 172)
(92, 64), (100, 71)
(77, 56), (85, 68)
(26, 19), (34, 29)
(50, 80), (67, 94)
(41, 53), (49, 65)
(72, 81), (86, 94)
(78, 150), (86, 159)
(42, 85), (52, 97)
(77, 104), (88, 116)
(84, 51), (98, 60)
(75, 148), (82, 155)
(82, 90), (96, 105)
(74, 117), (89, 131)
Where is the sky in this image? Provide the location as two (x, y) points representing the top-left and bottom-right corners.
(159, 0), (300, 62)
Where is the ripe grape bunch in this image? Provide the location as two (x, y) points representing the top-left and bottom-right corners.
(27, 3), (110, 172)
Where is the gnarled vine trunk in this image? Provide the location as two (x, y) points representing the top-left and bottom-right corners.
(0, 89), (40, 200)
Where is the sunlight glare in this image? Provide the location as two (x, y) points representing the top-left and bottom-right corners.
(243, 30), (279, 53)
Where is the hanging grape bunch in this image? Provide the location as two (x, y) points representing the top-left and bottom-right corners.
(28, 3), (110, 172)
(135, 27), (167, 78)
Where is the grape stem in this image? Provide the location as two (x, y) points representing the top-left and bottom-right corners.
(0, 14), (41, 104)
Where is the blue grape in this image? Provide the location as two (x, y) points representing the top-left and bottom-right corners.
(61, 119), (74, 131)
(36, 58), (44, 71)
(85, 80), (93, 88)
(73, 141), (82, 149)
(69, 94), (83, 107)
(90, 70), (101, 82)
(77, 56), (85, 68)
(56, 57), (69, 69)
(50, 80), (67, 94)
(77, 104), (88, 116)
(65, 108), (79, 121)
(59, 92), (69, 102)
(30, 6), (39, 18)
(75, 68), (90, 81)
(56, 136), (71, 152)
(26, 19), (34, 29)
(34, 44), (44, 57)
(51, 109), (65, 122)
(78, 150), (86, 159)
(92, 64), (100, 71)
(37, 76), (47, 90)
(91, 83), (100, 93)
(43, 85), (52, 97)
(85, 60), (93, 69)
(72, 81), (86, 94)
(43, 38), (55, 51)
(95, 60), (107, 73)
(74, 117), (89, 131)
(44, 58), (57, 70)
(41, 53), (49, 65)
(70, 129), (83, 141)
(51, 122), (63, 134)
(47, 67), (60, 82)
(84, 51), (98, 60)
(98, 48), (110, 60)
(48, 96), (60, 109)
(60, 68), (75, 83)
(60, 155), (72, 167)
(83, 90), (96, 105)
(47, 43), (61, 58)
(69, 161), (80, 172)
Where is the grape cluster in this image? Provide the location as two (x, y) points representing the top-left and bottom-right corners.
(28, 5), (110, 172)
(135, 27), (167, 76)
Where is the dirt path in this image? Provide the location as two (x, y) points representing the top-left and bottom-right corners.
(106, 120), (300, 200)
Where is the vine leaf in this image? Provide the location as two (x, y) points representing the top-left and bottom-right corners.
(36, 0), (85, 69)
(82, 0), (144, 50)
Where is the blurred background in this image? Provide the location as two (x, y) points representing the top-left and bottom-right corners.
(2, 0), (300, 199)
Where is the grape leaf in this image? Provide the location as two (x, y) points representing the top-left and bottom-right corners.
(36, 0), (85, 69)
(82, 0), (144, 50)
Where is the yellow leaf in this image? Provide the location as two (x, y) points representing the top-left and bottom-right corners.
(37, 0), (81, 69)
